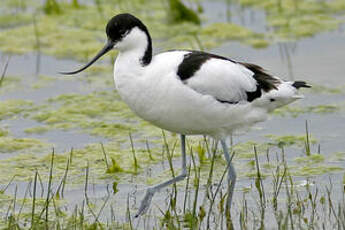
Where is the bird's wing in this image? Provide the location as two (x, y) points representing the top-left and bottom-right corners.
(176, 51), (280, 103)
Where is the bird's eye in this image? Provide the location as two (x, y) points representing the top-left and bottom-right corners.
(270, 98), (275, 102)
(119, 29), (126, 34)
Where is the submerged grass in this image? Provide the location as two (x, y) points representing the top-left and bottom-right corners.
(0, 133), (344, 229)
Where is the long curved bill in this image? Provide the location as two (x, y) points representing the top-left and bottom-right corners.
(60, 40), (114, 75)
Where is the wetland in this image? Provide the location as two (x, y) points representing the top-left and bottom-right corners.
(0, 0), (345, 229)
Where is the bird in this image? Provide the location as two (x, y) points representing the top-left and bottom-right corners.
(61, 13), (311, 217)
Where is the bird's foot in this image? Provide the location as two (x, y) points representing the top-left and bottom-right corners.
(135, 188), (155, 218)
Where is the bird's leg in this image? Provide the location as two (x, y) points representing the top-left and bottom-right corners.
(135, 134), (187, 217)
(220, 140), (236, 212)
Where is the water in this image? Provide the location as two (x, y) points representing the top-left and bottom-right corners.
(0, 0), (344, 228)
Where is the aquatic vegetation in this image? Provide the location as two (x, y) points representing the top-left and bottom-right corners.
(331, 152), (345, 162)
(0, 129), (344, 228)
(0, 0), (269, 60)
(236, 0), (345, 40)
(309, 84), (345, 94)
(269, 14), (339, 40)
(31, 75), (55, 89)
(0, 136), (49, 153)
(200, 23), (269, 49)
(266, 134), (316, 148)
(0, 128), (9, 137)
(292, 164), (343, 176)
(294, 154), (324, 164)
(24, 126), (51, 134)
(273, 104), (340, 117)
(43, 0), (61, 15)
(30, 91), (142, 139)
(0, 14), (32, 28)
(0, 99), (35, 120)
(0, 75), (22, 92)
(106, 158), (123, 174)
(167, 0), (201, 25)
(232, 141), (268, 159)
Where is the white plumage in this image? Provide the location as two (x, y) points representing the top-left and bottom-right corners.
(115, 47), (300, 138)
(62, 13), (310, 217)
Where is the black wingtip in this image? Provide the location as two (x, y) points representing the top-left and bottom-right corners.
(292, 81), (311, 89)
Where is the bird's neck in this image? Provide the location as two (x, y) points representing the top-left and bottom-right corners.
(115, 27), (152, 70)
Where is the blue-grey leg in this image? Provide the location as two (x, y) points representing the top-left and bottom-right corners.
(135, 134), (187, 217)
(220, 139), (236, 210)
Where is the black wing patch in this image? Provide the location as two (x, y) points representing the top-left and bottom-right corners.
(177, 51), (235, 81)
(176, 51), (280, 103)
(246, 85), (262, 102)
(239, 62), (279, 92)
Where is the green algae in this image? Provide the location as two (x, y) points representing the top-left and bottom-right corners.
(309, 84), (345, 94)
(31, 75), (56, 89)
(265, 134), (316, 148)
(0, 136), (49, 153)
(0, 0), (269, 60)
(0, 0), (343, 62)
(0, 126), (49, 156)
(236, 0), (345, 41)
(294, 154), (325, 164)
(30, 91), (141, 139)
(268, 14), (339, 40)
(106, 158), (124, 173)
(0, 128), (9, 137)
(27, 89), (173, 142)
(273, 104), (340, 117)
(0, 14), (104, 59)
(0, 75), (22, 92)
(292, 164), (343, 176)
(0, 99), (35, 120)
(200, 23), (269, 49)
(0, 138), (157, 184)
(233, 141), (268, 159)
(24, 126), (51, 134)
(0, 14), (32, 28)
(331, 152), (345, 161)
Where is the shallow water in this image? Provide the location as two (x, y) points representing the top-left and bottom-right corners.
(0, 0), (345, 228)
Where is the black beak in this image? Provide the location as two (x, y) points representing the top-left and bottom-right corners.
(60, 40), (114, 75)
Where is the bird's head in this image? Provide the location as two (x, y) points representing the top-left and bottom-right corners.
(60, 13), (151, 75)
(253, 83), (304, 112)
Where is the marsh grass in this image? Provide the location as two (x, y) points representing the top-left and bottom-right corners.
(1, 123), (344, 229)
(0, 57), (10, 88)
(304, 120), (311, 156)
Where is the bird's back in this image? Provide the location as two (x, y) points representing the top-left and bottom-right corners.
(115, 50), (308, 138)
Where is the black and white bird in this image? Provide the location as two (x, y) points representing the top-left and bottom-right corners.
(62, 13), (310, 217)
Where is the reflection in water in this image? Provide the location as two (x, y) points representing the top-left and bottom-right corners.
(32, 14), (41, 76)
(226, 0), (231, 23)
(278, 43), (296, 81)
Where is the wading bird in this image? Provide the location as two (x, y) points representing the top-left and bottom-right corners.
(61, 13), (310, 217)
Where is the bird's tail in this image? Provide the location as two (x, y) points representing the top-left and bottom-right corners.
(292, 81), (311, 89)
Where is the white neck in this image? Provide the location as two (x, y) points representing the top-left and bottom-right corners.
(114, 27), (150, 69)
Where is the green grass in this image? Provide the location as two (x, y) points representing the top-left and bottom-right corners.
(0, 132), (344, 229)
